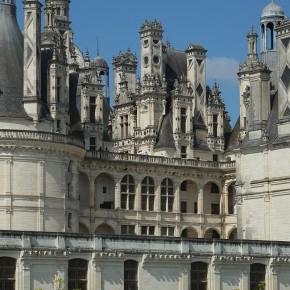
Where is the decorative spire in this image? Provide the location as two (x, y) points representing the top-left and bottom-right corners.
(85, 48), (90, 62)
(96, 36), (99, 57)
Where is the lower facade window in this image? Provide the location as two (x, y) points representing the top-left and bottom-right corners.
(68, 258), (88, 290)
(124, 260), (138, 290)
(0, 257), (16, 290)
(191, 261), (208, 290)
(161, 226), (174, 236)
(141, 226), (155, 236)
(121, 225), (135, 235)
(250, 263), (266, 290)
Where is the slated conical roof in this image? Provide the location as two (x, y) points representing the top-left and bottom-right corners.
(0, 1), (30, 119)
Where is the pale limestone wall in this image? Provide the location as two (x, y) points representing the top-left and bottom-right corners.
(1, 233), (290, 290)
(237, 146), (290, 241)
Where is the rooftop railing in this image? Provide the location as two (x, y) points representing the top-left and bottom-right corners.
(0, 129), (84, 148)
(87, 151), (236, 169)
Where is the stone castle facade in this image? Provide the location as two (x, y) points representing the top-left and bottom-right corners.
(0, 0), (290, 289)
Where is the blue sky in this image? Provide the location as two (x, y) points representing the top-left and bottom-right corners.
(16, 0), (289, 126)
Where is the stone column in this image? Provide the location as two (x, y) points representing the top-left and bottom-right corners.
(155, 183), (161, 211)
(91, 258), (102, 290)
(180, 265), (190, 290)
(135, 178), (142, 211)
(115, 179), (121, 209)
(174, 185), (180, 212)
(213, 264), (221, 290)
(269, 266), (278, 290)
(21, 260), (32, 290)
(37, 161), (45, 231)
(89, 176), (95, 208)
(198, 187), (204, 214)
(5, 159), (13, 230)
(241, 266), (250, 290)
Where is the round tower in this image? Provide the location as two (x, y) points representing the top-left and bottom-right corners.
(261, 0), (285, 86)
(0, 0), (86, 233)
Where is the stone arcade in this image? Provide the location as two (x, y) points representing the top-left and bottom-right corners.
(0, 0), (290, 289)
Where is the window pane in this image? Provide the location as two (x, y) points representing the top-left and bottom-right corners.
(129, 195), (135, 210)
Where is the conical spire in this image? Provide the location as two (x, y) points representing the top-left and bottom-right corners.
(0, 0), (30, 119)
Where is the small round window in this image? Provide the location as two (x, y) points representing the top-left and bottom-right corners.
(153, 55), (159, 65)
(143, 56), (149, 67)
(153, 39), (159, 45)
(143, 39), (149, 47)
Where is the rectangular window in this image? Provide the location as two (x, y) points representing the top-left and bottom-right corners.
(211, 203), (220, 215)
(213, 154), (218, 162)
(141, 226), (155, 236)
(244, 116), (247, 129)
(161, 226), (174, 236)
(103, 187), (107, 194)
(56, 119), (61, 132)
(181, 108), (187, 133)
(213, 114), (218, 137)
(194, 202), (198, 214)
(121, 225), (135, 235)
(100, 201), (114, 209)
(181, 201), (187, 213)
(120, 115), (129, 139)
(90, 137), (96, 151)
(181, 146), (187, 159)
(56, 77), (61, 103)
(89, 97), (96, 123)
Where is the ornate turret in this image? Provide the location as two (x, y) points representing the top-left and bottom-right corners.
(140, 20), (163, 82)
(261, 0), (285, 86)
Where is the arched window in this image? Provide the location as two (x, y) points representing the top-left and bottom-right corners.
(124, 260), (138, 290)
(161, 178), (174, 212)
(68, 213), (72, 229)
(121, 175), (135, 210)
(68, 259), (88, 290)
(191, 262), (208, 290)
(141, 177), (155, 211)
(250, 263), (266, 290)
(266, 22), (274, 50)
(0, 257), (16, 289)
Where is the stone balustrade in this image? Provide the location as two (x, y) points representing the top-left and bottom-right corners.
(0, 231), (289, 257)
(87, 150), (236, 169)
(0, 129), (84, 147)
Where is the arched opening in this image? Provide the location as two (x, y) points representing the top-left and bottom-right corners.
(124, 260), (138, 290)
(121, 175), (135, 210)
(228, 182), (236, 214)
(0, 257), (16, 289)
(228, 228), (237, 240)
(79, 171), (89, 208)
(203, 182), (220, 215)
(161, 178), (174, 212)
(68, 259), (88, 290)
(95, 223), (115, 235)
(95, 173), (115, 209)
(204, 228), (220, 239)
(250, 263), (266, 290)
(266, 22), (274, 50)
(179, 180), (198, 214)
(190, 262), (208, 290)
(141, 176), (155, 211)
(181, 227), (198, 238)
(79, 223), (89, 234)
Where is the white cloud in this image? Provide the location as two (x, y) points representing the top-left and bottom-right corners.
(206, 57), (240, 83)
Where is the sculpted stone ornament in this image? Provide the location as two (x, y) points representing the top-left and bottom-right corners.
(242, 85), (251, 108)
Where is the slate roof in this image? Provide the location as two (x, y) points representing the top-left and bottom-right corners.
(0, 3), (30, 119)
